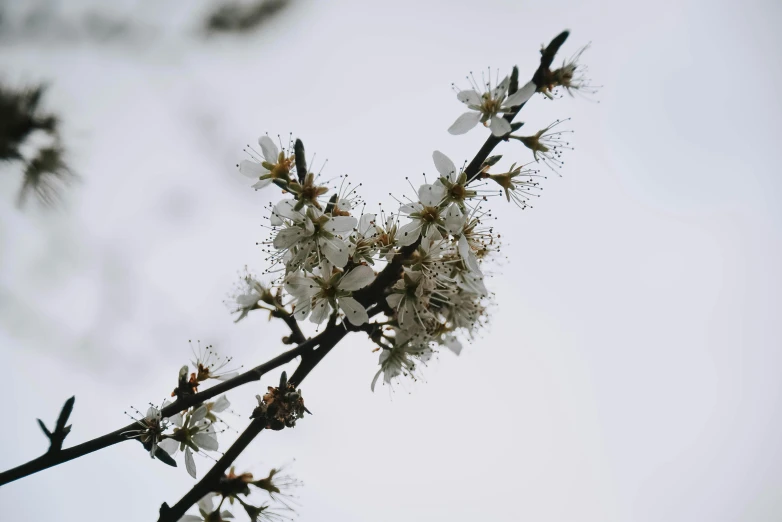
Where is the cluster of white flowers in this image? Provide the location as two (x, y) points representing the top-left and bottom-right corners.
(124, 395), (230, 479)
(234, 45), (593, 391)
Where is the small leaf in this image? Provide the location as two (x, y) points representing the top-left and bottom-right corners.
(279, 371), (288, 389)
(185, 447), (197, 478)
(153, 445), (178, 467)
(482, 155), (502, 168)
(510, 122), (525, 132)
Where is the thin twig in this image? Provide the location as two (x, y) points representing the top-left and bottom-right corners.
(0, 336), (319, 486)
(158, 418), (267, 522)
(158, 324), (347, 521)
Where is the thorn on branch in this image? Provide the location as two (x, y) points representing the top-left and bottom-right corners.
(37, 396), (75, 454)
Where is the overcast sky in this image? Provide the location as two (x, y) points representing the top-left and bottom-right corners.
(1, 0), (781, 520)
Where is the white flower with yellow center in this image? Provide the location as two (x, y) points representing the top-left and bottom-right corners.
(285, 265), (375, 325)
(272, 206), (356, 269)
(448, 76), (536, 136)
(398, 185), (464, 246)
(238, 135), (294, 190)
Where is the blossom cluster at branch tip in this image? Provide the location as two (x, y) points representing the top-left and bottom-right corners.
(230, 38), (593, 390)
(124, 394), (230, 479)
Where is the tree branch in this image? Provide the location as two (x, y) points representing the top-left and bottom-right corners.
(155, 32), (575, 516)
(0, 31), (573, 502)
(0, 335), (319, 486)
(271, 308), (307, 344)
(158, 417), (267, 522)
(158, 327), (347, 521)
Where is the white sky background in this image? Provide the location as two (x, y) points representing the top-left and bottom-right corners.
(1, 0), (781, 520)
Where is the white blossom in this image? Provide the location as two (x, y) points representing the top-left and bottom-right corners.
(449, 76), (536, 136)
(397, 184), (464, 246)
(371, 329), (434, 391)
(273, 207), (356, 269)
(286, 265), (375, 325)
(431, 151), (477, 210)
(238, 135), (293, 190)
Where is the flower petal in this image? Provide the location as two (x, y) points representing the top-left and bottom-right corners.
(286, 279), (318, 301)
(211, 395), (230, 413)
(158, 438), (179, 456)
(236, 292), (260, 308)
(239, 160), (269, 179)
(444, 335), (463, 355)
(320, 237), (349, 268)
(386, 293), (403, 309)
(191, 405), (208, 423)
(272, 199), (302, 222)
(338, 265), (375, 291)
(258, 135), (279, 163)
(339, 296), (368, 325)
(252, 178), (272, 190)
(273, 226), (307, 250)
(397, 221), (422, 246)
(489, 116), (511, 137)
(503, 80), (536, 108)
(448, 111), (481, 135)
(324, 216), (357, 234)
(445, 204), (465, 234)
(309, 298), (332, 324)
(456, 89), (481, 106)
(197, 493), (215, 513)
(358, 213), (376, 235)
(169, 412), (184, 427)
(399, 202), (421, 215)
(432, 150), (457, 181)
(184, 447), (197, 479)
(193, 432), (219, 452)
(418, 183), (445, 207)
(492, 75), (510, 100)
(293, 297), (311, 321)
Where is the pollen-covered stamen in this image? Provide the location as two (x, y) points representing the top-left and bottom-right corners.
(287, 172), (329, 210)
(488, 163), (543, 209)
(542, 44), (599, 98)
(510, 119), (574, 173)
(417, 205), (441, 224)
(189, 340), (241, 383)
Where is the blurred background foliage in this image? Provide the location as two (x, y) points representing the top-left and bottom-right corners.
(0, 0), (292, 207)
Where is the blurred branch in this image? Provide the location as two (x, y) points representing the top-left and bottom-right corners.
(205, 0), (291, 34)
(0, 82), (75, 207)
